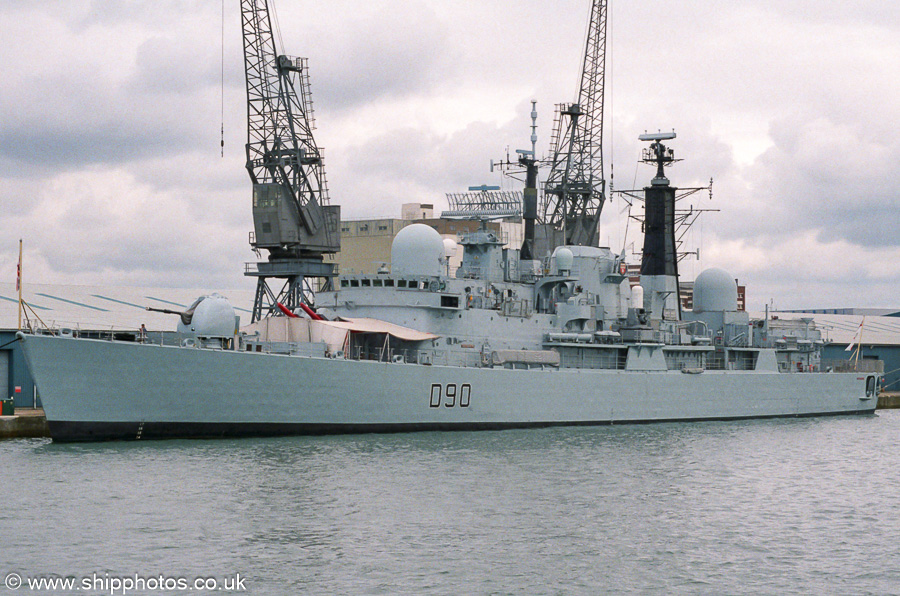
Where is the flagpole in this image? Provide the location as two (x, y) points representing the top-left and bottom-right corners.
(17, 239), (23, 330)
(855, 316), (865, 368)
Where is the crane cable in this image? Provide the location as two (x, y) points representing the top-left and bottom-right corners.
(220, 0), (225, 157)
(270, 0), (285, 57)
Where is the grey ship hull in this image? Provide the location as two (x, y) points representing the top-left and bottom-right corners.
(21, 334), (877, 442)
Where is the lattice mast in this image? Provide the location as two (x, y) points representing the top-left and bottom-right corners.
(242, 0), (340, 322)
(541, 0), (608, 247)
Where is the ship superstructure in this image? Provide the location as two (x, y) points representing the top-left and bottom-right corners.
(304, 134), (831, 378)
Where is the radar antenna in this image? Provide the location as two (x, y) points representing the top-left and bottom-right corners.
(614, 131), (716, 265)
(540, 0), (608, 248)
(241, 0), (340, 322)
(443, 186), (523, 220)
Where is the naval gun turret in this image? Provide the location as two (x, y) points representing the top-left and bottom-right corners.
(147, 294), (239, 348)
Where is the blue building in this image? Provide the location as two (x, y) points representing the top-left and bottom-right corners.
(764, 310), (900, 393)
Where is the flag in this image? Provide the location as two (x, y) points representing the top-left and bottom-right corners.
(845, 317), (865, 352)
(16, 239), (22, 291)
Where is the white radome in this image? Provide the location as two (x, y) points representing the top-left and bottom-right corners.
(391, 223), (444, 276)
(554, 247), (575, 274)
(692, 267), (738, 313)
(442, 237), (458, 258)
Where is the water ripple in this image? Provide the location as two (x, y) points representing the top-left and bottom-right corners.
(2, 412), (900, 594)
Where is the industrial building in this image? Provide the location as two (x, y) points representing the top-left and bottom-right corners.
(335, 202), (523, 276)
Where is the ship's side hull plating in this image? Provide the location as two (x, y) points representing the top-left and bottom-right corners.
(22, 335), (877, 442)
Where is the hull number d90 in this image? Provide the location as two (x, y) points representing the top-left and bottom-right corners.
(430, 383), (471, 408)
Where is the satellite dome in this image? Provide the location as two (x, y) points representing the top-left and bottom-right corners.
(177, 294), (236, 337)
(391, 224), (444, 276)
(442, 237), (458, 258)
(554, 247), (574, 274)
(692, 268), (737, 313)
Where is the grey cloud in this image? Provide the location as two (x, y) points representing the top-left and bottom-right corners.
(127, 36), (223, 95)
(77, 1), (218, 31)
(13, 181), (251, 289)
(304, 8), (458, 111)
(748, 120), (900, 248)
(0, 1), (238, 175)
(0, 121), (194, 174)
(2, 0), (898, 309)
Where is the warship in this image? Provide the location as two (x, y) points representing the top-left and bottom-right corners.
(17, 0), (882, 441)
(17, 131), (881, 442)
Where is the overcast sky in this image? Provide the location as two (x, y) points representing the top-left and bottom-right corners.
(1, 0), (898, 310)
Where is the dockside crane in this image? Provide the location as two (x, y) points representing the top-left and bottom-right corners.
(539, 0), (607, 250)
(241, 0), (340, 322)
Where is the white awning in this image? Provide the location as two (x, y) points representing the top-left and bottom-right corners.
(242, 316), (437, 351)
(333, 317), (438, 341)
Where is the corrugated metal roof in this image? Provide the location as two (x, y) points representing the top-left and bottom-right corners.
(0, 282), (255, 332)
(753, 311), (900, 346)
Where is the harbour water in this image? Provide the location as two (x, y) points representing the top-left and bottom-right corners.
(3, 411), (900, 595)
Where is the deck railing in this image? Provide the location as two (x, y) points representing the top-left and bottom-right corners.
(821, 359), (884, 373)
